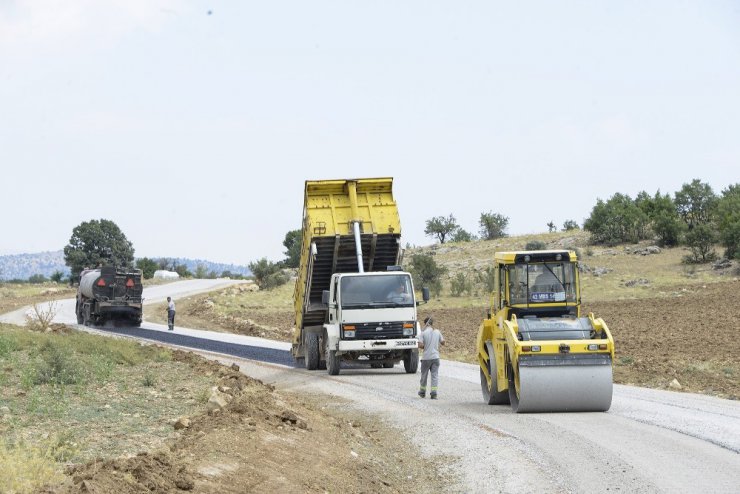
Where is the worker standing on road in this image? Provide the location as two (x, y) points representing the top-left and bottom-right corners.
(417, 316), (444, 399)
(167, 297), (176, 331)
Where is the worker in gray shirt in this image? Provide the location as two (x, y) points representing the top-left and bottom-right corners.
(417, 316), (444, 399)
(167, 296), (176, 331)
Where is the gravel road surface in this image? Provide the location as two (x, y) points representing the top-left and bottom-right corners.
(3, 282), (738, 493)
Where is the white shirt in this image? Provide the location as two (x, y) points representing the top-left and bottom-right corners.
(168, 300), (175, 311)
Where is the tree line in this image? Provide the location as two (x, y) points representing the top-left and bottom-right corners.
(583, 179), (738, 263)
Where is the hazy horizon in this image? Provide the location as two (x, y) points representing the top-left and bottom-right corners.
(2, 1), (738, 265)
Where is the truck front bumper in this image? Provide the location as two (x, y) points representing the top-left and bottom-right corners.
(338, 338), (418, 353)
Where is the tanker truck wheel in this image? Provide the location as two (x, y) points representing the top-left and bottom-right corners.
(305, 333), (320, 370)
(481, 343), (509, 405)
(403, 349), (419, 374)
(75, 303), (83, 324)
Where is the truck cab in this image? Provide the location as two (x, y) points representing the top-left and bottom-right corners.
(320, 271), (428, 374)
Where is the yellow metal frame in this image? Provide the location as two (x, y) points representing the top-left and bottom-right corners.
(477, 250), (615, 398)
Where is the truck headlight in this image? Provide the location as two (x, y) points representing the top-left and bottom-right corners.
(402, 323), (414, 336)
(344, 330), (355, 338)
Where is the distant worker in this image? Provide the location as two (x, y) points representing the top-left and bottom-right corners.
(417, 316), (444, 399)
(167, 296), (176, 331)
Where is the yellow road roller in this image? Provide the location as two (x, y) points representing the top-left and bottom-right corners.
(477, 250), (614, 412)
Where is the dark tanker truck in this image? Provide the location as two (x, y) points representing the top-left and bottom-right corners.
(76, 267), (143, 326)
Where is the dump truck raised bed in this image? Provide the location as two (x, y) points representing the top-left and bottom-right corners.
(477, 250), (614, 412)
(75, 266), (143, 327)
(292, 178), (427, 375)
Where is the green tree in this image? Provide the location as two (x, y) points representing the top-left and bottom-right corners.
(717, 183), (740, 259)
(674, 179), (718, 230)
(683, 224), (718, 263)
(282, 229), (302, 268)
(49, 271), (66, 283)
(546, 221), (556, 233)
(424, 214), (459, 244)
(195, 264), (208, 279)
(63, 219), (135, 278)
(173, 263), (192, 278)
(408, 254), (447, 296)
(647, 191), (684, 247)
(136, 257), (158, 279)
(479, 212), (509, 240)
(28, 273), (48, 283)
(249, 258), (289, 289)
(584, 193), (649, 245)
(562, 220), (580, 231)
(450, 228), (475, 242)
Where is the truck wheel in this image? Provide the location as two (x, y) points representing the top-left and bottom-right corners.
(305, 333), (320, 370)
(75, 302), (83, 324)
(481, 343), (509, 405)
(325, 338), (341, 375)
(403, 349), (419, 374)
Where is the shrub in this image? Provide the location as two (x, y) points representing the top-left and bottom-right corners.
(35, 343), (81, 386)
(478, 266), (496, 293)
(450, 228), (475, 243)
(450, 273), (472, 297)
(408, 254), (447, 296)
(28, 274), (48, 284)
(25, 302), (58, 332)
(525, 240), (547, 251)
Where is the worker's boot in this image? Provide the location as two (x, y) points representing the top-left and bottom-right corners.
(418, 390), (425, 398)
(430, 392), (437, 400)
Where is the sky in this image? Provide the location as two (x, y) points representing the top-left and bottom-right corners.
(1, 1), (739, 265)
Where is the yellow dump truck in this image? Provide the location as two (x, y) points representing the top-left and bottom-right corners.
(292, 178), (428, 375)
(477, 250), (614, 412)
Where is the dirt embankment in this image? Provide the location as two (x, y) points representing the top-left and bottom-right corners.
(48, 351), (447, 493)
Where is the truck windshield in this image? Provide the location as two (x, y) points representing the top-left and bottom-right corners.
(340, 274), (414, 308)
(509, 262), (577, 305)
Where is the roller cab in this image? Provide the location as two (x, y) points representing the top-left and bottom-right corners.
(478, 250), (614, 412)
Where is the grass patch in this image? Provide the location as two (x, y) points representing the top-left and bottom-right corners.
(0, 440), (65, 493)
(0, 282), (75, 315)
(0, 323), (216, 469)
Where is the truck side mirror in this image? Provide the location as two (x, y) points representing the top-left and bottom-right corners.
(422, 287), (430, 302)
(322, 290), (330, 305)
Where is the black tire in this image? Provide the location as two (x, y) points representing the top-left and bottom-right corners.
(481, 343), (509, 405)
(305, 333), (320, 370)
(507, 363), (521, 412)
(325, 337), (341, 375)
(75, 302), (83, 324)
(403, 349), (419, 374)
(382, 362), (394, 369)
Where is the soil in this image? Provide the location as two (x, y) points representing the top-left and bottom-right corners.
(45, 351), (447, 493)
(237, 281), (740, 400)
